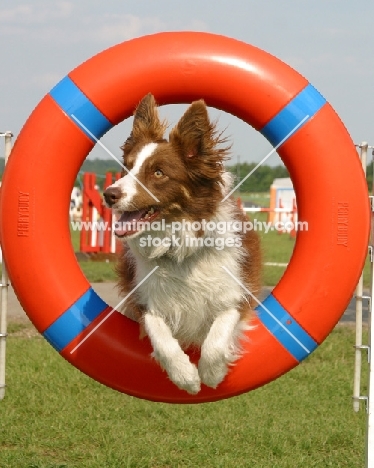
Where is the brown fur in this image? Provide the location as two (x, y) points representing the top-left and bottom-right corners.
(115, 94), (262, 337)
(236, 210), (262, 320)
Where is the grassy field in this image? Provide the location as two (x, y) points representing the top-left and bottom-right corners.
(0, 323), (368, 467)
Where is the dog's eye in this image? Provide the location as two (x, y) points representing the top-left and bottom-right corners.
(154, 169), (164, 178)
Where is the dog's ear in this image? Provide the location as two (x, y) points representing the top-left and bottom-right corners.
(170, 100), (231, 179)
(121, 94), (167, 157)
(132, 93), (167, 142)
(169, 100), (210, 159)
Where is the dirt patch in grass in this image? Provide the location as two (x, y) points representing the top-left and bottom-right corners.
(7, 321), (40, 338)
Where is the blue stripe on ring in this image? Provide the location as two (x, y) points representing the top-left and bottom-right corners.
(260, 83), (327, 148)
(255, 293), (318, 362)
(43, 288), (108, 352)
(49, 76), (113, 142)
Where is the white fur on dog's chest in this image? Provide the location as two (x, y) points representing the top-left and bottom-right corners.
(134, 247), (245, 347)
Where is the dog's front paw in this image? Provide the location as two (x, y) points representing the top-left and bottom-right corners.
(198, 358), (227, 389)
(154, 350), (201, 395)
(198, 343), (235, 388)
(169, 362), (201, 395)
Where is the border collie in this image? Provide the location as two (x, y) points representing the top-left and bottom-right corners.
(103, 94), (261, 394)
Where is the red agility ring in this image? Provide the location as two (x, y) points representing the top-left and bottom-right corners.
(0, 32), (369, 403)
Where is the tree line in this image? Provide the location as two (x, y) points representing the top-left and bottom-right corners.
(0, 157), (373, 192)
(74, 159), (290, 192)
(227, 163), (289, 192)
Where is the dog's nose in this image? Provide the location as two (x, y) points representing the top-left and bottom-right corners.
(103, 187), (122, 206)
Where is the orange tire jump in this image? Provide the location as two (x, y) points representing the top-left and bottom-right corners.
(0, 32), (369, 403)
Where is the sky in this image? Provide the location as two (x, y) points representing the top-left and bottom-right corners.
(1, 0), (373, 167)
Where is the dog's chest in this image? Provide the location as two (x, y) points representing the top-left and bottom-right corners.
(134, 249), (244, 346)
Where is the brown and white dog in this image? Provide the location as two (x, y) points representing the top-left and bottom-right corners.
(103, 94), (261, 394)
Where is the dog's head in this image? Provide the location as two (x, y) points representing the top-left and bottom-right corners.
(103, 93), (231, 238)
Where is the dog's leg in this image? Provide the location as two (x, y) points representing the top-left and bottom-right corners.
(198, 308), (242, 389)
(144, 313), (201, 394)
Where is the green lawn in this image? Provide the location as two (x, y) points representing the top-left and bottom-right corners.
(70, 225), (117, 282)
(78, 261), (117, 283)
(237, 191), (270, 207)
(0, 324), (367, 467)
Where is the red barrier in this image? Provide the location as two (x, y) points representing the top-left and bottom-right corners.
(80, 172), (121, 254)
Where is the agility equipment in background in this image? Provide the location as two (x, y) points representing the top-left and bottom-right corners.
(79, 172), (121, 254)
(0, 32), (369, 403)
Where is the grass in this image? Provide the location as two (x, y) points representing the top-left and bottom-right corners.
(0, 324), (368, 467)
(70, 226), (81, 252)
(70, 224), (116, 282)
(236, 191), (268, 206)
(79, 261), (117, 283)
(237, 191), (270, 207)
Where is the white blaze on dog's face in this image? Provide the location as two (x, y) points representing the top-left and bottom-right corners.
(103, 93), (231, 238)
(111, 142), (158, 207)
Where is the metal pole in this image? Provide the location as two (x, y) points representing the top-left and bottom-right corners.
(353, 142), (368, 412)
(367, 144), (374, 467)
(0, 131), (12, 400)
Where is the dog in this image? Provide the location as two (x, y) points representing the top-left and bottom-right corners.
(103, 94), (261, 394)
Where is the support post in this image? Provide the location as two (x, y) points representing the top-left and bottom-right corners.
(0, 131), (12, 400)
(366, 143), (374, 467)
(353, 142), (368, 412)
